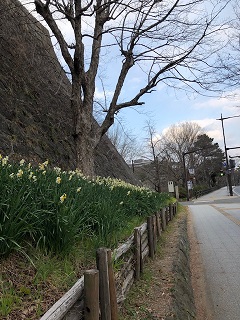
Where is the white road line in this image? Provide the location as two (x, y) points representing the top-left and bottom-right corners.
(233, 187), (240, 196)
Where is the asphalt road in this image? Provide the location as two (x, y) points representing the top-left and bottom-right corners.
(186, 187), (240, 320)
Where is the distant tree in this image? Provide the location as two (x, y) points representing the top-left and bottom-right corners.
(192, 134), (225, 186)
(140, 122), (163, 192)
(131, 123), (225, 191)
(160, 122), (202, 185)
(29, 0), (229, 176)
(133, 121), (202, 190)
(234, 162), (240, 185)
(124, 122), (163, 191)
(107, 124), (141, 163)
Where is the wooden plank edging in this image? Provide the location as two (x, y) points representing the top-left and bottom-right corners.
(40, 203), (178, 319)
(113, 235), (134, 261)
(40, 277), (84, 320)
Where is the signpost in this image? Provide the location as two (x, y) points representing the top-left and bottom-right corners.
(182, 146), (214, 201)
(187, 180), (193, 190)
(168, 181), (174, 193)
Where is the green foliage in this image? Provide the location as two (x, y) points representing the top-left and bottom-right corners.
(192, 133), (225, 185)
(178, 186), (187, 199)
(0, 281), (21, 316)
(0, 156), (171, 258)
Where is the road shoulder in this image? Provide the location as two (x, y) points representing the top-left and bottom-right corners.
(188, 208), (214, 320)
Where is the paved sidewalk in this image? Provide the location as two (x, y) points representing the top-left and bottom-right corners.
(189, 188), (240, 320)
(194, 186), (239, 202)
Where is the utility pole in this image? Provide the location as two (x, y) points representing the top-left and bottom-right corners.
(219, 114), (233, 196)
(216, 114), (240, 196)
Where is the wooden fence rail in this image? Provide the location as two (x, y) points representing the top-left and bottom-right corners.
(39, 202), (178, 320)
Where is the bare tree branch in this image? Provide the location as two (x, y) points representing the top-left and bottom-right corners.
(26, 0), (232, 176)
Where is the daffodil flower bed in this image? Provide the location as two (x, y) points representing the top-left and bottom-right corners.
(0, 155), (172, 257)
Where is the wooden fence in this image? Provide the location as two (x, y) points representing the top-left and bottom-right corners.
(40, 203), (177, 320)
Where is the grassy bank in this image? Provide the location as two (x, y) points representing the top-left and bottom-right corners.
(0, 156), (172, 257)
(0, 156), (173, 318)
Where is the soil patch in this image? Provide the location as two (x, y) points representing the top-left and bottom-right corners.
(119, 206), (214, 320)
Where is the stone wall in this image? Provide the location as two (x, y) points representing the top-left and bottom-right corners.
(0, 0), (138, 184)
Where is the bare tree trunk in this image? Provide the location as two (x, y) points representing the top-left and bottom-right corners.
(71, 75), (97, 177)
(74, 133), (96, 177)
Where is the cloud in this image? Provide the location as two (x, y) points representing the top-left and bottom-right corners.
(193, 89), (240, 112)
(191, 117), (240, 157)
(205, 129), (223, 141)
(152, 133), (162, 143)
(161, 118), (214, 134)
(192, 118), (216, 129)
(160, 117), (240, 158)
(94, 87), (114, 100)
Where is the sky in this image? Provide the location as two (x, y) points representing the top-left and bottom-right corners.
(117, 86), (240, 158)
(20, 0), (240, 162)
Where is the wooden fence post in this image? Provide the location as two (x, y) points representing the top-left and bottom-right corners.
(153, 215), (157, 253)
(166, 206), (170, 224)
(107, 250), (118, 320)
(134, 227), (141, 280)
(174, 202), (177, 216)
(147, 216), (154, 259)
(165, 207), (168, 225)
(84, 270), (99, 320)
(169, 204), (173, 221)
(96, 248), (111, 320)
(155, 212), (161, 238)
(161, 208), (166, 231)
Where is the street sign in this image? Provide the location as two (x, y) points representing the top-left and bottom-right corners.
(188, 168), (195, 175)
(168, 181), (174, 193)
(187, 180), (193, 190)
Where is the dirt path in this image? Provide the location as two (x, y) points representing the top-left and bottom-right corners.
(119, 207), (214, 320)
(188, 210), (214, 320)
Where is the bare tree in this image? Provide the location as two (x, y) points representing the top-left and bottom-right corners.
(161, 122), (202, 185)
(135, 122), (163, 192)
(212, 1), (240, 90)
(29, 0), (229, 176)
(133, 122), (223, 191)
(107, 123), (141, 162)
